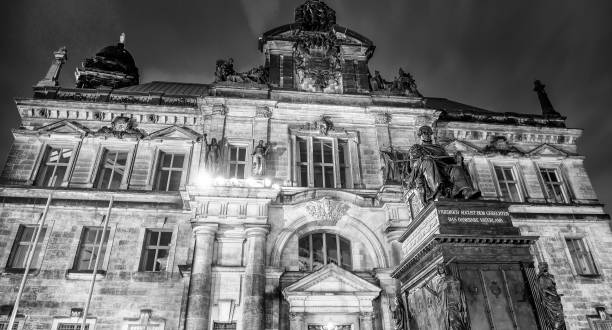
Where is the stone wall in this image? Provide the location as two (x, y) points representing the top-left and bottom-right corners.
(515, 216), (612, 329)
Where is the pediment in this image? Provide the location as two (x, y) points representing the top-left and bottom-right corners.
(284, 263), (380, 295)
(146, 126), (202, 141)
(443, 139), (481, 154)
(36, 120), (90, 135)
(527, 144), (569, 157)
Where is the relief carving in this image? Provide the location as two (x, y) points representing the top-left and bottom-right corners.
(96, 116), (145, 139)
(305, 197), (349, 224)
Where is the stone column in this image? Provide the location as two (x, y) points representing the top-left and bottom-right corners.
(242, 225), (269, 330)
(289, 313), (304, 330)
(185, 224), (218, 330)
(359, 312), (375, 330)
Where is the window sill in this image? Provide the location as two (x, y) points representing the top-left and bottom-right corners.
(3, 268), (41, 275)
(66, 270), (106, 280)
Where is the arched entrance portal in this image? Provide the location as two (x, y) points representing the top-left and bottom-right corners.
(282, 264), (381, 330)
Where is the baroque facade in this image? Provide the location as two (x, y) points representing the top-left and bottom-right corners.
(1, 1), (611, 329)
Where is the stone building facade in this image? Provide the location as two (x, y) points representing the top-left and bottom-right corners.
(1, 1), (611, 329)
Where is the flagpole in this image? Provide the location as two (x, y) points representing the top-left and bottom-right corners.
(81, 195), (113, 330)
(8, 193), (53, 330)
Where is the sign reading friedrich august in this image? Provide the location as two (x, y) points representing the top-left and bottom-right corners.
(437, 206), (511, 226)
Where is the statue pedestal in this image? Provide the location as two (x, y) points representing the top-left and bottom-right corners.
(392, 199), (546, 329)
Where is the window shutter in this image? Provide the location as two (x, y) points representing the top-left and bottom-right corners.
(281, 55), (294, 88)
(342, 60), (357, 93)
(357, 60), (370, 91)
(269, 54), (280, 86)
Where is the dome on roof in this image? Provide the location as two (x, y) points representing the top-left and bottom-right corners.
(92, 43), (137, 75)
(75, 33), (139, 89)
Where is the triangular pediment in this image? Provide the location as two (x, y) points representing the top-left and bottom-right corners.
(284, 264), (380, 295)
(443, 139), (481, 154)
(146, 126), (202, 141)
(36, 120), (90, 135)
(528, 144), (569, 157)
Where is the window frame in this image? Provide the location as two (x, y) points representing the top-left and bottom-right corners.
(536, 164), (570, 204)
(93, 149), (131, 190)
(139, 229), (174, 272)
(227, 143), (249, 180)
(292, 135), (355, 189)
(5, 225), (49, 272)
(70, 226), (115, 274)
(491, 163), (524, 202)
(153, 151), (187, 192)
(298, 232), (352, 271)
(51, 317), (96, 330)
(0, 320), (24, 330)
(563, 234), (599, 277)
(32, 144), (76, 188)
(89, 143), (136, 190)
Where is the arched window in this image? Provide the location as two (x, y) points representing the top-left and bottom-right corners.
(298, 232), (352, 271)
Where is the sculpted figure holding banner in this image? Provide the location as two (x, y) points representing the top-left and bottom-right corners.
(406, 126), (480, 203)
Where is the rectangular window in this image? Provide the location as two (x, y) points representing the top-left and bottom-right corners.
(7, 226), (47, 270)
(96, 150), (128, 189)
(0, 322), (19, 330)
(338, 140), (350, 188)
(57, 324), (90, 330)
(140, 229), (172, 271)
(154, 152), (185, 191)
(228, 146), (247, 179)
(540, 168), (567, 203)
(566, 237), (598, 275)
(73, 227), (110, 272)
(127, 325), (162, 330)
(213, 323), (236, 330)
(294, 137), (353, 188)
(36, 147), (72, 187)
(312, 138), (335, 188)
(494, 166), (521, 202)
(296, 138), (309, 187)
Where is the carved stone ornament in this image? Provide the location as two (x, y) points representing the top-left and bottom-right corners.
(305, 197), (350, 225)
(96, 116), (145, 139)
(255, 106), (272, 118)
(482, 136), (523, 155)
(390, 293), (407, 330)
(370, 68), (422, 97)
(375, 112), (392, 125)
(214, 58), (269, 85)
(70, 308), (84, 318)
(212, 104), (228, 116)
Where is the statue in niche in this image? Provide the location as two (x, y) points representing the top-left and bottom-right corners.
(252, 140), (271, 177)
(405, 126), (480, 203)
(204, 134), (225, 175)
(537, 262), (566, 330)
(390, 294), (407, 330)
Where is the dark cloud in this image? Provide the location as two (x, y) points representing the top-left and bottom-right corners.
(1, 0), (611, 210)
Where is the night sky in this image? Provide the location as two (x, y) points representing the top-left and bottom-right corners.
(1, 0), (611, 210)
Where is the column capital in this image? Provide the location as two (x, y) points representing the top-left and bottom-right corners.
(244, 224), (270, 238)
(193, 223), (218, 236)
